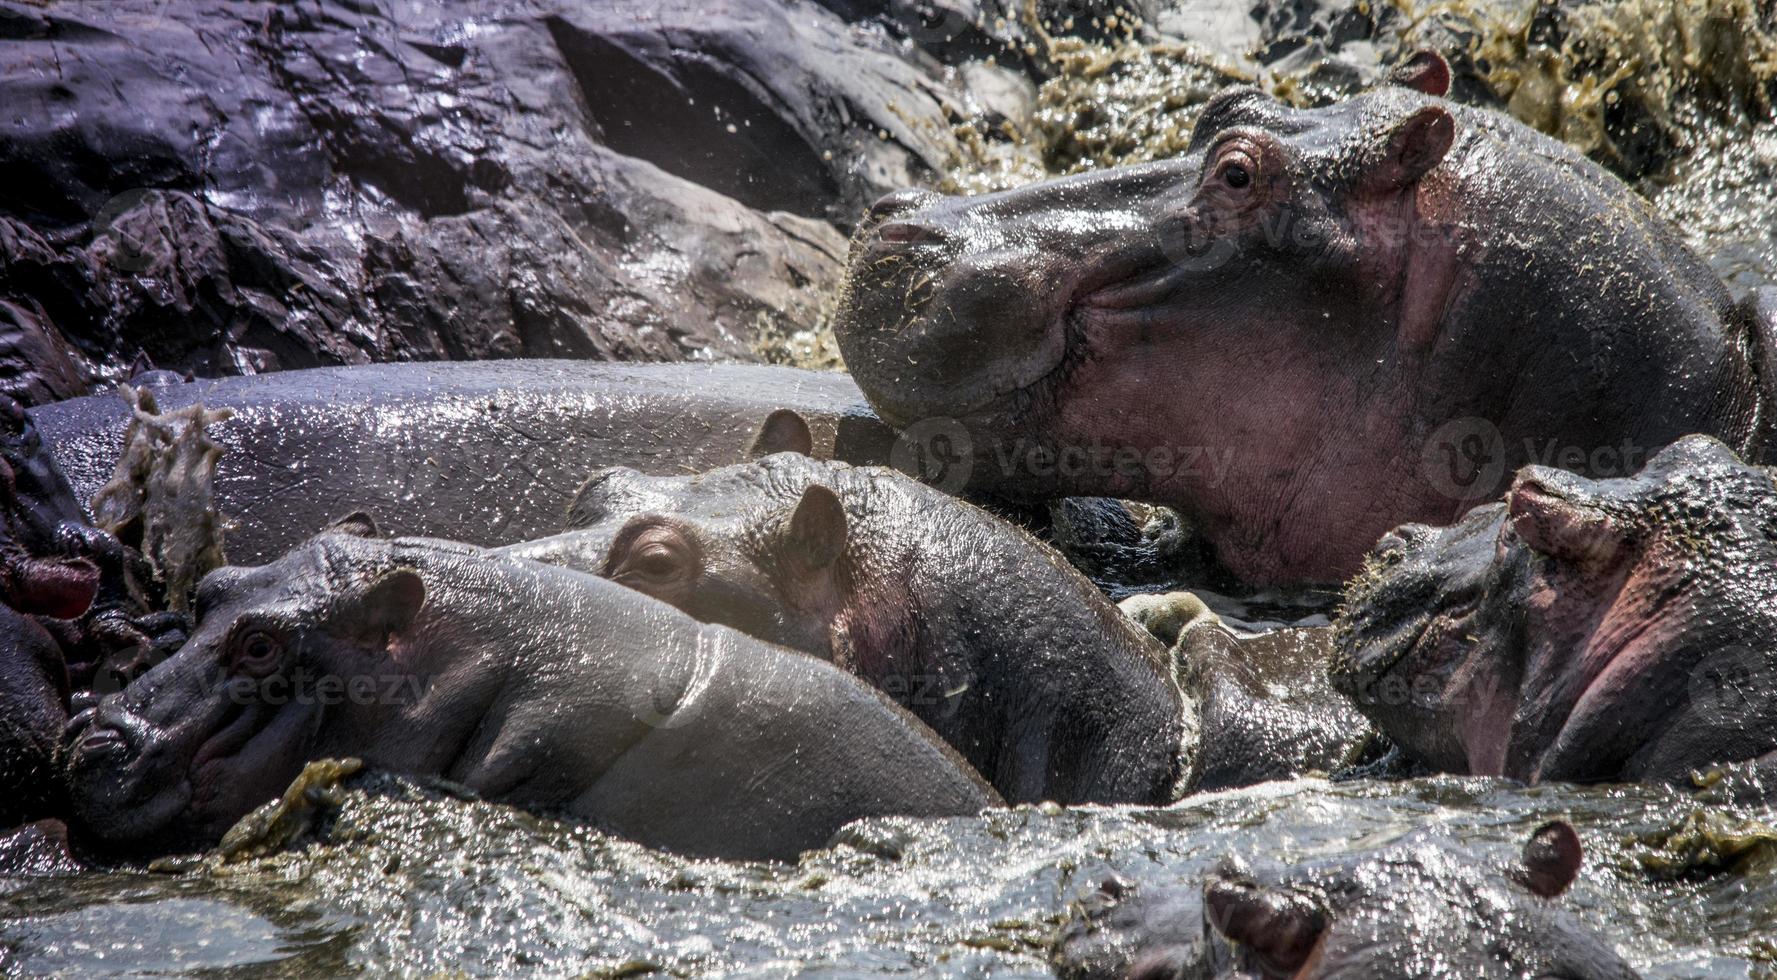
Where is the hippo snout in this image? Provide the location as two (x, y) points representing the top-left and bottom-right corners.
(64, 699), (153, 765)
(861, 187), (941, 227)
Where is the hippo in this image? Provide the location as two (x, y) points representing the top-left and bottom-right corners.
(3, 392), (185, 693)
(833, 50), (1777, 587)
(1054, 821), (1639, 979)
(1179, 624), (1374, 792)
(1333, 435), (1777, 785)
(496, 449), (1184, 805)
(0, 603), (74, 827)
(31, 362), (897, 565)
(62, 521), (1000, 861)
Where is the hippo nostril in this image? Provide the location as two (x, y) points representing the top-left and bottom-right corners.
(1374, 525), (1428, 560)
(864, 187), (939, 224)
(876, 220), (943, 246)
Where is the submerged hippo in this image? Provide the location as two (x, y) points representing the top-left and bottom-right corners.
(834, 52), (1776, 586)
(63, 521), (999, 861)
(1055, 821), (1638, 979)
(32, 362), (895, 564)
(1334, 435), (1777, 784)
(497, 450), (1184, 805)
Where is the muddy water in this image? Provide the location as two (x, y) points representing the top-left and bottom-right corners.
(5, 772), (1775, 976)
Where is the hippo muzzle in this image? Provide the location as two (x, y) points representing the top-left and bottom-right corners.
(64, 695), (197, 846)
(1335, 435), (1777, 784)
(835, 160), (1197, 431)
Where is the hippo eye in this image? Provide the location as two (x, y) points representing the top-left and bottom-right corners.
(1206, 141), (1263, 197)
(627, 543), (682, 580)
(228, 627), (285, 678)
(608, 523), (699, 590)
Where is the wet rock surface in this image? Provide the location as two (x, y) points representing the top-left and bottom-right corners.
(0, 0), (996, 400)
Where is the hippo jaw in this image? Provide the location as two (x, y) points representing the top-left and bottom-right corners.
(64, 541), (428, 851)
(1332, 503), (1523, 775)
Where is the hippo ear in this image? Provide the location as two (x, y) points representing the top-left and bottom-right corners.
(1517, 821), (1584, 898)
(1389, 50), (1452, 97)
(751, 409), (815, 458)
(567, 467), (637, 528)
(786, 484), (847, 570)
(1204, 877), (1328, 974)
(327, 511), (382, 539)
(1507, 479), (1631, 569)
(1368, 106), (1455, 190)
(339, 568), (426, 647)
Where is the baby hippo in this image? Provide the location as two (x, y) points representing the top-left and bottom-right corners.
(1334, 435), (1777, 784)
(496, 448), (1184, 806)
(63, 518), (999, 861)
(1055, 821), (1638, 979)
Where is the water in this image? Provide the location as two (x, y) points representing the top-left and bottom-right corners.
(5, 772), (1774, 976)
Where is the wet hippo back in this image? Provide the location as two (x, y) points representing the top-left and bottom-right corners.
(31, 362), (894, 564)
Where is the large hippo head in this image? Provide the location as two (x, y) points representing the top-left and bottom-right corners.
(834, 54), (1759, 585)
(1333, 435), (1777, 783)
(63, 519), (429, 851)
(1056, 821), (1638, 979)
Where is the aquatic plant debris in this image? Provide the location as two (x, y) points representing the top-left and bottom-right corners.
(89, 384), (234, 613)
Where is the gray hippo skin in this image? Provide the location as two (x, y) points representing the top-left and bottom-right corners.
(497, 451), (1184, 805)
(1054, 821), (1639, 979)
(62, 523), (999, 861)
(1334, 435), (1777, 785)
(833, 51), (1776, 586)
(0, 604), (72, 826)
(1172, 625), (1374, 793)
(31, 362), (895, 565)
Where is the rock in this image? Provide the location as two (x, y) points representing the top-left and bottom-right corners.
(1, 0), (967, 402)
(547, 0), (969, 225)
